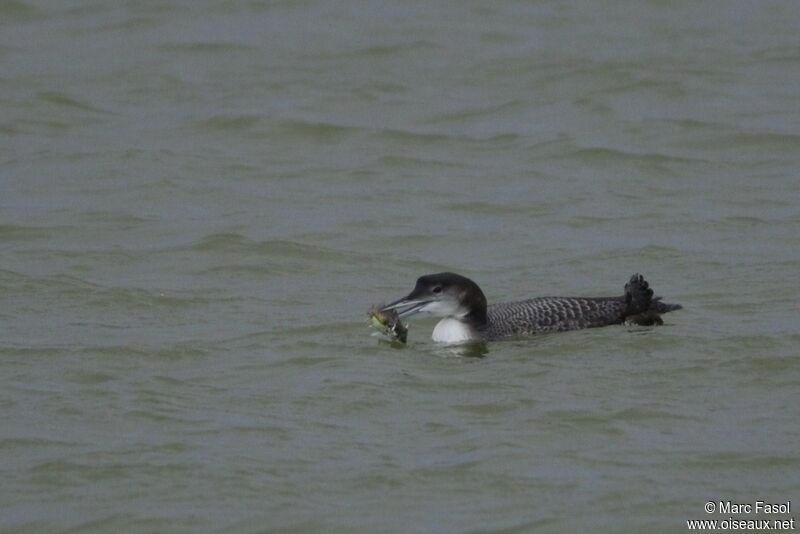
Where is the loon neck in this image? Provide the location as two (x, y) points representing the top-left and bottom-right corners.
(457, 277), (488, 326)
(463, 306), (487, 327)
(431, 285), (487, 343)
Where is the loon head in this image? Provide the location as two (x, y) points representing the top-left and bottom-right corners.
(383, 273), (488, 342)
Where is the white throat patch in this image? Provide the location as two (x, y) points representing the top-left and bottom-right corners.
(432, 318), (476, 344)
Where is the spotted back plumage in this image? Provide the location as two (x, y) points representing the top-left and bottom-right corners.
(482, 296), (627, 339)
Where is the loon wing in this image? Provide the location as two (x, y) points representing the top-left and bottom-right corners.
(486, 297), (626, 336)
(483, 275), (681, 338)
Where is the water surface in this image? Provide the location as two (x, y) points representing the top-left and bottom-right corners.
(2, 1), (799, 532)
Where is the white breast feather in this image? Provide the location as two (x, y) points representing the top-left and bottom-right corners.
(432, 318), (475, 344)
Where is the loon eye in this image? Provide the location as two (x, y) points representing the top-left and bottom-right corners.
(432, 286), (442, 294)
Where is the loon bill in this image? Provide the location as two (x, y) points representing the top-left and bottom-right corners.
(383, 272), (682, 344)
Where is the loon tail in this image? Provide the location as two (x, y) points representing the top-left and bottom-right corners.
(623, 274), (682, 326)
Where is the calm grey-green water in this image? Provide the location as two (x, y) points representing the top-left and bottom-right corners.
(2, 1), (799, 532)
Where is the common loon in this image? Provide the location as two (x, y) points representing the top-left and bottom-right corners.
(383, 272), (681, 344)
